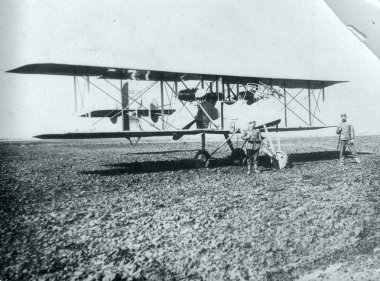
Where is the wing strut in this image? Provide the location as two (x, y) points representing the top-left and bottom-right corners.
(308, 81), (312, 126)
(160, 80), (165, 130)
(283, 81), (287, 127)
(74, 76), (77, 112)
(208, 130), (239, 159)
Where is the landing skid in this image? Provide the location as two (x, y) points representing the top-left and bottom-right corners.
(261, 125), (288, 169)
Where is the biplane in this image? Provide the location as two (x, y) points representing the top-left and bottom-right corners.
(7, 63), (344, 168)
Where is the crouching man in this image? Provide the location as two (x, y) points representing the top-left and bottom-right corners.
(336, 113), (361, 165)
(241, 121), (262, 174)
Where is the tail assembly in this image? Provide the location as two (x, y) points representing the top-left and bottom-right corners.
(80, 86), (175, 130)
(80, 82), (130, 131)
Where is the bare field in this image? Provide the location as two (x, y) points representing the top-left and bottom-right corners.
(1, 136), (380, 281)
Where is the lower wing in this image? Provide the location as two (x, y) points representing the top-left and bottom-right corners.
(34, 129), (230, 139)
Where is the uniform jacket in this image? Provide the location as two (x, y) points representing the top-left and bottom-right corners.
(336, 122), (355, 141)
(242, 128), (262, 150)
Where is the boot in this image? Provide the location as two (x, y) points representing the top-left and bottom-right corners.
(254, 164), (260, 174)
(355, 157), (361, 164)
(247, 164), (252, 175)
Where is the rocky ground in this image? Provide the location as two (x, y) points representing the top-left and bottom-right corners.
(0, 135), (379, 281)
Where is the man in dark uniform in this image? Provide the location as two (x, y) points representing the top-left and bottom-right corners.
(241, 121), (262, 174)
(336, 113), (361, 165)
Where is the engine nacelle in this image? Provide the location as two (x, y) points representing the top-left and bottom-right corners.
(178, 88), (223, 102)
(178, 88), (197, 101)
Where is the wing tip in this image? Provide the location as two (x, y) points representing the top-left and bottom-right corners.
(34, 133), (61, 139)
(6, 68), (19, 73)
(6, 65), (35, 74)
(34, 134), (46, 139)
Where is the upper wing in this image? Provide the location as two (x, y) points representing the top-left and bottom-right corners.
(7, 63), (345, 89)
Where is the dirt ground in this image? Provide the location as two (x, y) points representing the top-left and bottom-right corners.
(1, 135), (379, 281)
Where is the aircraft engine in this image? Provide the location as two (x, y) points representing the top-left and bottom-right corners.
(237, 91), (256, 105)
(178, 88), (223, 102)
(178, 88), (197, 101)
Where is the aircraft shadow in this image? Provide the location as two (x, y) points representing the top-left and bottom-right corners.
(80, 158), (234, 176)
(79, 151), (372, 176)
(124, 149), (199, 155)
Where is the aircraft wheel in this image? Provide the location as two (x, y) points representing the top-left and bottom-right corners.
(230, 148), (246, 165)
(194, 150), (210, 168)
(272, 150), (288, 169)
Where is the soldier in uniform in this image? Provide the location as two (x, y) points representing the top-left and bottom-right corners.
(241, 121), (262, 174)
(336, 113), (361, 165)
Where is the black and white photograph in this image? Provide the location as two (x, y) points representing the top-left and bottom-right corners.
(1, 0), (380, 280)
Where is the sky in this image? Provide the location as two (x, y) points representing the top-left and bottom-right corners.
(0, 0), (379, 139)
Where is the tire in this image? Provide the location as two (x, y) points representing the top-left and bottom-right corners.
(272, 150), (288, 169)
(194, 150), (210, 167)
(230, 148), (246, 165)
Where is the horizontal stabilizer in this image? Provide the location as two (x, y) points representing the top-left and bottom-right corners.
(81, 109), (176, 118)
(81, 110), (122, 118)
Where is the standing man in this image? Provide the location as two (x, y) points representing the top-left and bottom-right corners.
(336, 113), (361, 165)
(241, 121), (262, 174)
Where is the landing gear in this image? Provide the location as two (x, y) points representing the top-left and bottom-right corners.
(262, 125), (288, 169)
(194, 131), (240, 168)
(194, 133), (210, 168)
(194, 149), (210, 168)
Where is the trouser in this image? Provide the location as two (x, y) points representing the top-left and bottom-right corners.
(339, 140), (358, 162)
(246, 149), (259, 166)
